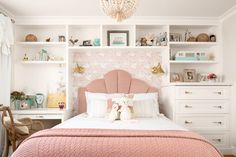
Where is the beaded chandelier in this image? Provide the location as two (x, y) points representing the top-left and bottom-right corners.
(100, 0), (138, 22)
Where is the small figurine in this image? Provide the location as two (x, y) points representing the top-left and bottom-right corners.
(209, 35), (216, 42)
(93, 38), (100, 46)
(23, 53), (29, 61)
(59, 36), (66, 42)
(140, 37), (147, 46)
(46, 38), (51, 42)
(69, 36), (79, 46)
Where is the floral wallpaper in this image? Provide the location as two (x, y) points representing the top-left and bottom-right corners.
(71, 49), (163, 112)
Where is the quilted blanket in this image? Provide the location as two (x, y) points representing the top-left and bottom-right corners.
(12, 129), (223, 157)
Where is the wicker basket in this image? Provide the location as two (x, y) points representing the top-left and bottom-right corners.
(47, 93), (66, 108)
(25, 34), (37, 42)
(196, 33), (209, 42)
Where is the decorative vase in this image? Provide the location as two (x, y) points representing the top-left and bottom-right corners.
(14, 100), (21, 110)
(35, 93), (44, 108)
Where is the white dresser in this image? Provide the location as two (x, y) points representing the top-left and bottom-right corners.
(160, 84), (232, 154)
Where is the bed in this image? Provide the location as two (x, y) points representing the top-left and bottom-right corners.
(12, 70), (223, 157)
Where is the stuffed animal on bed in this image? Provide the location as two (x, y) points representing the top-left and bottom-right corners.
(118, 97), (132, 121)
(108, 103), (119, 121)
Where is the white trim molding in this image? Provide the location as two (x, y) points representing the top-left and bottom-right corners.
(220, 5), (236, 22)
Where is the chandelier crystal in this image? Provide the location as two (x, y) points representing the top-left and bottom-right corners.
(100, 0), (138, 22)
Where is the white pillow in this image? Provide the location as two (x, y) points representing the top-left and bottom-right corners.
(85, 92), (107, 118)
(131, 93), (159, 118)
(85, 92), (124, 118)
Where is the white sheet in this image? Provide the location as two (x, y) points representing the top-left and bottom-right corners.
(55, 113), (186, 131)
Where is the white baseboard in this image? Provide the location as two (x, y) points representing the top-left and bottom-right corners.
(232, 146), (236, 156)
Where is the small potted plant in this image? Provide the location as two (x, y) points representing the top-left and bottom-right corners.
(207, 73), (217, 82)
(10, 91), (29, 110)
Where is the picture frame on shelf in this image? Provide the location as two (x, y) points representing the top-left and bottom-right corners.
(107, 30), (129, 46)
(183, 69), (197, 82)
(170, 73), (183, 82)
(169, 33), (182, 42)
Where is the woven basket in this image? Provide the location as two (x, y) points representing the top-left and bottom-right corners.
(47, 93), (66, 108)
(25, 34), (37, 42)
(196, 33), (209, 42)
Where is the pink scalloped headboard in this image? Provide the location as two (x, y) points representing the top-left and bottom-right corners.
(78, 70), (158, 113)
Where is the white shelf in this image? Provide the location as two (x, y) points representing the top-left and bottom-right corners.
(165, 82), (232, 86)
(17, 42), (66, 45)
(169, 42), (218, 45)
(68, 46), (168, 50)
(21, 61), (66, 64)
(170, 60), (217, 64)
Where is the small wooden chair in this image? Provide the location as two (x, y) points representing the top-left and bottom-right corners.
(0, 105), (44, 157)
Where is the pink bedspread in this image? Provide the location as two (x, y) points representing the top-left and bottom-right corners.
(12, 129), (223, 157)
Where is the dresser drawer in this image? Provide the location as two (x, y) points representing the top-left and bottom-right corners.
(14, 114), (63, 120)
(176, 100), (230, 114)
(200, 132), (230, 148)
(176, 115), (229, 130)
(176, 86), (230, 100)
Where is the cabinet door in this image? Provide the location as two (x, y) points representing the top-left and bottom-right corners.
(176, 100), (229, 114)
(176, 86), (230, 100)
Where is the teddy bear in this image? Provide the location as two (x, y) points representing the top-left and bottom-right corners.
(118, 97), (132, 121)
(108, 103), (119, 121)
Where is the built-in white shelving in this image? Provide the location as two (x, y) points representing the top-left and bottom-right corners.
(13, 23), (222, 109)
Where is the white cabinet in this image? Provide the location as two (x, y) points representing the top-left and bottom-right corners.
(160, 84), (232, 153)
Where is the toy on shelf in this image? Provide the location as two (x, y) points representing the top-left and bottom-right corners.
(93, 38), (101, 46)
(45, 37), (51, 42)
(136, 32), (167, 46)
(23, 53), (29, 61)
(58, 35), (66, 42)
(69, 36), (79, 46)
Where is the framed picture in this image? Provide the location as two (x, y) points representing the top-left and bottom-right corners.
(170, 33), (182, 42)
(170, 73), (183, 82)
(183, 69), (197, 82)
(107, 30), (129, 46)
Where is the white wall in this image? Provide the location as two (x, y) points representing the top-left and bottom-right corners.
(222, 12), (236, 149)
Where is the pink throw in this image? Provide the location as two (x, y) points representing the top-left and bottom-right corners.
(12, 129), (223, 157)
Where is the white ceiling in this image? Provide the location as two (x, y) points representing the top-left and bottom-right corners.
(0, 0), (236, 17)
